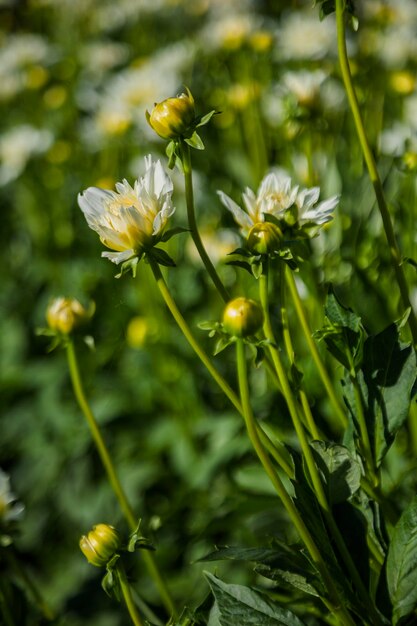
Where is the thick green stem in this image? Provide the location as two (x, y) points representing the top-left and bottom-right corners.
(235, 339), (355, 626)
(117, 562), (145, 626)
(280, 267), (321, 440)
(350, 374), (378, 487)
(66, 340), (176, 618)
(180, 140), (230, 303)
(285, 268), (348, 429)
(148, 258), (293, 476)
(335, 0), (417, 345)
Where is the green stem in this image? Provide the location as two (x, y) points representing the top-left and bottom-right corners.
(285, 267), (348, 429)
(66, 340), (176, 618)
(180, 140), (230, 303)
(235, 339), (355, 626)
(148, 258), (293, 477)
(117, 562), (145, 626)
(280, 267), (321, 440)
(335, 0), (417, 345)
(350, 374), (378, 487)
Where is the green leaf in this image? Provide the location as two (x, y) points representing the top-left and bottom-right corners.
(185, 131), (205, 150)
(199, 543), (320, 598)
(196, 109), (217, 128)
(148, 247), (176, 267)
(205, 572), (307, 626)
(387, 496), (417, 625)
(316, 289), (365, 372)
(225, 259), (253, 275)
(343, 322), (417, 466)
(310, 441), (362, 504)
(101, 555), (121, 600)
(214, 335), (234, 355)
(160, 227), (189, 242)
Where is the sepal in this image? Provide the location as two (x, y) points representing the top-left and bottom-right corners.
(127, 520), (155, 553)
(101, 554), (121, 600)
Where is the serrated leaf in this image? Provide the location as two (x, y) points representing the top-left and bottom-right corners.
(317, 289), (365, 372)
(310, 441), (362, 504)
(198, 543), (319, 598)
(205, 572), (307, 626)
(387, 496), (417, 625)
(343, 322), (417, 466)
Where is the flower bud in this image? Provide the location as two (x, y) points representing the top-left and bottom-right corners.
(46, 297), (93, 335)
(146, 90), (195, 140)
(247, 222), (283, 255)
(222, 297), (264, 338)
(79, 523), (120, 567)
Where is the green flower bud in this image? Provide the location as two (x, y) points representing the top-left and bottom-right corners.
(46, 297), (94, 335)
(79, 524), (120, 567)
(247, 222), (283, 255)
(222, 297), (264, 338)
(146, 89), (195, 140)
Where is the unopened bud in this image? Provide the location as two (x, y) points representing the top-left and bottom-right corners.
(247, 222), (283, 255)
(79, 524), (120, 567)
(222, 297), (264, 338)
(46, 297), (93, 335)
(146, 90), (195, 140)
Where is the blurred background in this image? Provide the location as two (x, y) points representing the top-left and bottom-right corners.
(1, 0), (417, 623)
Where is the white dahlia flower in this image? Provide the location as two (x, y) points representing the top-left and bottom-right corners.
(78, 156), (175, 265)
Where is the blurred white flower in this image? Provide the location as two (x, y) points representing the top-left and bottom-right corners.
(275, 11), (336, 60)
(78, 156), (175, 264)
(218, 170), (338, 237)
(0, 469), (24, 526)
(83, 43), (192, 141)
(0, 34), (54, 101)
(0, 125), (53, 185)
(80, 41), (130, 76)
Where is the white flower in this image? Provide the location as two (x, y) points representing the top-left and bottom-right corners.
(218, 170), (338, 238)
(0, 125), (53, 185)
(0, 469), (24, 525)
(78, 156), (175, 265)
(274, 12), (336, 61)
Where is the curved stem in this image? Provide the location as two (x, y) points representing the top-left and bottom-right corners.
(285, 268), (348, 429)
(117, 562), (145, 626)
(180, 140), (230, 303)
(335, 0), (417, 345)
(235, 339), (355, 626)
(66, 340), (176, 618)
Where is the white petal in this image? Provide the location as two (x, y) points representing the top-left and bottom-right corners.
(217, 190), (254, 231)
(297, 187), (320, 210)
(302, 195), (338, 224)
(102, 249), (135, 264)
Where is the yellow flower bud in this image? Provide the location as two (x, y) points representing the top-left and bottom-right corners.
(79, 524), (120, 567)
(247, 222), (283, 255)
(146, 90), (195, 140)
(222, 297), (264, 338)
(46, 297), (94, 335)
